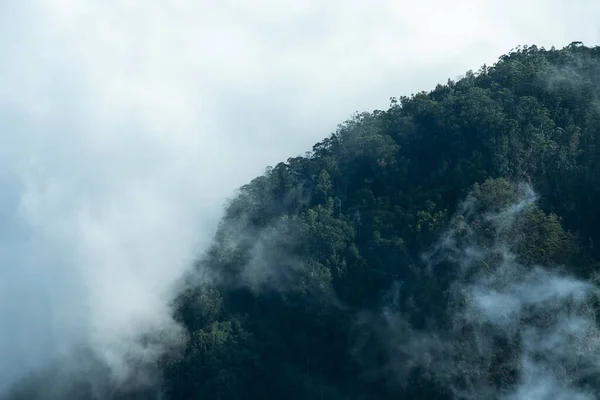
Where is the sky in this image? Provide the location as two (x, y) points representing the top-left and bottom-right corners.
(0, 0), (599, 395)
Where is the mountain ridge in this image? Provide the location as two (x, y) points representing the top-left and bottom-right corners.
(7, 41), (600, 400)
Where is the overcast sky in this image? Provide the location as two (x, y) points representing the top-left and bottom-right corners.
(0, 0), (599, 394)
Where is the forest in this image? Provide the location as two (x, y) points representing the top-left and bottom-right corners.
(8, 42), (600, 399)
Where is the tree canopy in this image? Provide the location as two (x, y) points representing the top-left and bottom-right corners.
(8, 42), (600, 400)
(158, 42), (600, 400)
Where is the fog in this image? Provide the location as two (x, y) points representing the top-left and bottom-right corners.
(377, 183), (600, 399)
(0, 0), (599, 396)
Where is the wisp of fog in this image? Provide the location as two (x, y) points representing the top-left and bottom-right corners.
(380, 183), (600, 399)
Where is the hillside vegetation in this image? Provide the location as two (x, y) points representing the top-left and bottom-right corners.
(9, 42), (600, 400)
(160, 42), (600, 399)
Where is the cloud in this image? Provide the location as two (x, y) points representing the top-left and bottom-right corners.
(0, 0), (599, 396)
(377, 183), (600, 399)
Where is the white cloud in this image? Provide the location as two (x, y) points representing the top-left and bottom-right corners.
(0, 0), (598, 394)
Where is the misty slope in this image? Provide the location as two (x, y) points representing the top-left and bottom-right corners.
(158, 42), (600, 399)
(8, 42), (600, 399)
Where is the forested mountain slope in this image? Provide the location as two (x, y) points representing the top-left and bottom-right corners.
(160, 42), (600, 399)
(9, 42), (600, 399)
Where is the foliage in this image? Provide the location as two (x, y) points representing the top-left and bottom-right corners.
(159, 42), (600, 399)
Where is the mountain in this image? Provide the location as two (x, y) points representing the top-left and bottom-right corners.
(162, 42), (600, 400)
(8, 42), (600, 399)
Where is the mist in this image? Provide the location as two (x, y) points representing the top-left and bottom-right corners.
(1, 0), (600, 398)
(376, 182), (600, 399)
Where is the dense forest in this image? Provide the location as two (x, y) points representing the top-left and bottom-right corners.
(8, 42), (600, 399)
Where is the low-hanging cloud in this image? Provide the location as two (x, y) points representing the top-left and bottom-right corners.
(377, 183), (600, 399)
(1, 0), (600, 397)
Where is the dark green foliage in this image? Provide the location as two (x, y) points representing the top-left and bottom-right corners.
(158, 43), (600, 399)
(11, 42), (600, 400)
(161, 43), (600, 398)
